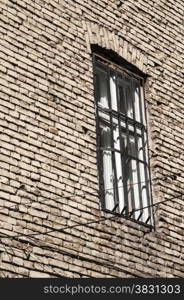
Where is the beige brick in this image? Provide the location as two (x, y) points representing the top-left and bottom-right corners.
(29, 270), (50, 278)
(0, 0), (183, 279)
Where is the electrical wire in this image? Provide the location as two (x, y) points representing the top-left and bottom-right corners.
(0, 243), (61, 277)
(0, 191), (183, 240)
(0, 178), (155, 214)
(0, 169), (179, 215)
(0, 235), (139, 277)
(0, 191), (184, 278)
(0, 192), (183, 277)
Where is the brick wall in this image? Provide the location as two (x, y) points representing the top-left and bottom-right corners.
(0, 0), (183, 277)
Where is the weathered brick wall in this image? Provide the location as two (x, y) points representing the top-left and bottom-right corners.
(0, 0), (183, 277)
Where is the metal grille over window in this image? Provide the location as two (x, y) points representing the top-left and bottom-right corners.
(93, 54), (153, 227)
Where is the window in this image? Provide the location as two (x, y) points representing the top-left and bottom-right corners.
(93, 52), (153, 227)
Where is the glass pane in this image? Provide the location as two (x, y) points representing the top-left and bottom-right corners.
(103, 150), (115, 211)
(129, 135), (136, 157)
(100, 122), (111, 150)
(137, 135), (144, 161)
(96, 67), (109, 109)
(144, 132), (148, 160)
(115, 151), (125, 212)
(136, 127), (142, 135)
(140, 86), (146, 125)
(113, 123), (120, 151)
(126, 86), (134, 119)
(126, 158), (134, 214)
(120, 132), (127, 155)
(128, 124), (134, 132)
(119, 85), (126, 115)
(134, 84), (141, 122)
(112, 117), (118, 126)
(118, 78), (134, 119)
(100, 123), (115, 210)
(139, 162), (149, 223)
(113, 124), (126, 212)
(131, 159), (140, 220)
(120, 120), (126, 129)
(99, 110), (110, 122)
(110, 74), (118, 111)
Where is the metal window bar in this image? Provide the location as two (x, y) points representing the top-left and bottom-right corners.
(93, 53), (153, 227)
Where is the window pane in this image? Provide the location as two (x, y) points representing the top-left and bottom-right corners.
(140, 86), (146, 125)
(96, 67), (109, 109)
(129, 135), (136, 157)
(112, 117), (118, 127)
(128, 124), (134, 132)
(120, 132), (127, 154)
(118, 79), (134, 118)
(134, 83), (141, 122)
(126, 158), (135, 214)
(121, 120), (126, 129)
(126, 86), (134, 119)
(137, 134), (144, 161)
(100, 123), (115, 210)
(110, 74), (118, 111)
(129, 133), (145, 161)
(113, 124), (125, 212)
(115, 151), (125, 212)
(119, 85), (126, 115)
(99, 110), (110, 123)
(100, 122), (111, 149)
(144, 132), (149, 160)
(139, 162), (149, 223)
(131, 159), (140, 220)
(113, 120), (119, 151)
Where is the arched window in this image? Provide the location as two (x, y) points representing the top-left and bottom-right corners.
(93, 51), (153, 227)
